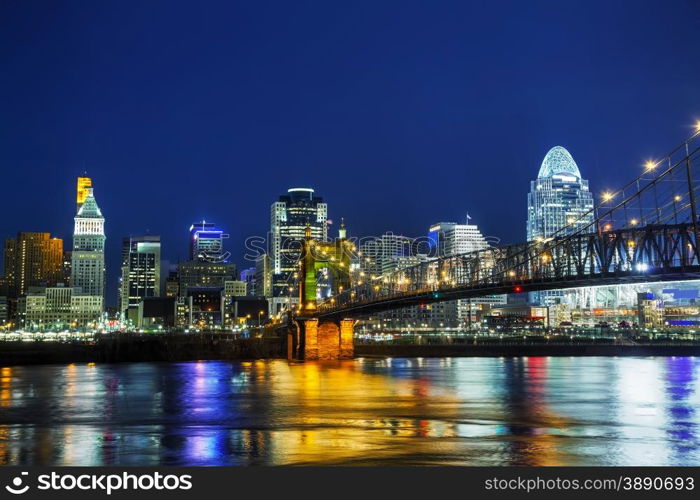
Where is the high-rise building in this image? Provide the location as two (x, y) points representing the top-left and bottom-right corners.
(119, 236), (161, 315)
(429, 218), (507, 323)
(428, 221), (489, 257)
(359, 233), (415, 278)
(527, 146), (594, 306)
(76, 176), (92, 211)
(3, 232), (64, 298)
(255, 254), (272, 298)
(189, 221), (230, 263)
(270, 188), (328, 311)
(71, 187), (106, 301)
(527, 146), (594, 241)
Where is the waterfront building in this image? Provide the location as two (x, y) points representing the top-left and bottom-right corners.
(0, 296), (8, 328)
(225, 296), (269, 326)
(3, 232), (64, 298)
(71, 187), (106, 299)
(17, 285), (103, 330)
(270, 187), (327, 313)
(119, 236), (161, 316)
(527, 146), (594, 306)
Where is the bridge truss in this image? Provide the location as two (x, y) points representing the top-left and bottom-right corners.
(315, 126), (700, 319)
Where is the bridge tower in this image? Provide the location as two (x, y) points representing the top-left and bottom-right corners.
(288, 222), (356, 361)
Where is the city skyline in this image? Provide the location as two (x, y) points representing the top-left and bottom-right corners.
(3, 1), (700, 473)
(1, 126), (699, 309)
(2, 1), (700, 306)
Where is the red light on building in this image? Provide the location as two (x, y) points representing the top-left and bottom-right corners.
(514, 286), (522, 293)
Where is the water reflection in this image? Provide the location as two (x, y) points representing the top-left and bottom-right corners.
(0, 357), (698, 465)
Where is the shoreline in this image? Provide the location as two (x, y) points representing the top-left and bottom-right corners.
(355, 343), (700, 357)
(1, 334), (700, 365)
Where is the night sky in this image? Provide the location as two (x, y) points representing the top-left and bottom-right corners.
(2, 0), (700, 306)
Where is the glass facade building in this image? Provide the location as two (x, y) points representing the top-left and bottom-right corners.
(189, 221), (230, 263)
(119, 236), (161, 315)
(527, 146), (594, 306)
(270, 188), (327, 304)
(527, 146), (594, 242)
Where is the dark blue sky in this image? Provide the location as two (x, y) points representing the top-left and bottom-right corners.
(2, 0), (700, 305)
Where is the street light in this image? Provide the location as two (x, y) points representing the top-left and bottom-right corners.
(258, 310), (264, 328)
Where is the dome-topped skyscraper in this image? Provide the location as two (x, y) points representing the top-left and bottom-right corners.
(537, 146), (582, 179)
(527, 146), (594, 242)
(527, 146), (594, 307)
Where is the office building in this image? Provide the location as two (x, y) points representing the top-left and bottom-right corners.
(359, 233), (414, 278)
(189, 221), (230, 263)
(17, 285), (103, 330)
(119, 236), (161, 316)
(3, 232), (64, 299)
(270, 187), (327, 312)
(527, 146), (594, 241)
(71, 187), (106, 300)
(526, 146), (594, 306)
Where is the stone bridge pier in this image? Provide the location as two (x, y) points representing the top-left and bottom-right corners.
(288, 318), (354, 361)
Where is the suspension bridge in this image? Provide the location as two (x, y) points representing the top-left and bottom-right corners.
(287, 125), (700, 360)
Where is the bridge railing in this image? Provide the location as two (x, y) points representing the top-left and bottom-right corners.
(317, 126), (700, 315)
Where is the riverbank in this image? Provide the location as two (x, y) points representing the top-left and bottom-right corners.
(0, 334), (283, 366)
(3, 336), (700, 366)
(355, 342), (700, 357)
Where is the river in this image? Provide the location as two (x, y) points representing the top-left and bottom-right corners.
(0, 356), (698, 465)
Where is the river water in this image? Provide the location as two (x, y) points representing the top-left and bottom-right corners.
(0, 356), (699, 466)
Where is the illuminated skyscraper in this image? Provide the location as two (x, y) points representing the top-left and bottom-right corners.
(119, 236), (161, 315)
(76, 176), (92, 210)
(527, 146), (594, 241)
(3, 232), (64, 298)
(189, 221), (230, 263)
(71, 187), (106, 301)
(527, 146), (594, 305)
(269, 188), (327, 313)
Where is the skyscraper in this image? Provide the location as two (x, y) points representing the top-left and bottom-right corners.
(2, 232), (63, 298)
(76, 176), (92, 211)
(269, 188), (327, 313)
(71, 187), (106, 300)
(527, 146), (594, 242)
(428, 221), (489, 257)
(527, 146), (594, 306)
(189, 221), (230, 263)
(428, 218), (506, 324)
(119, 236), (161, 315)
(359, 232), (414, 278)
